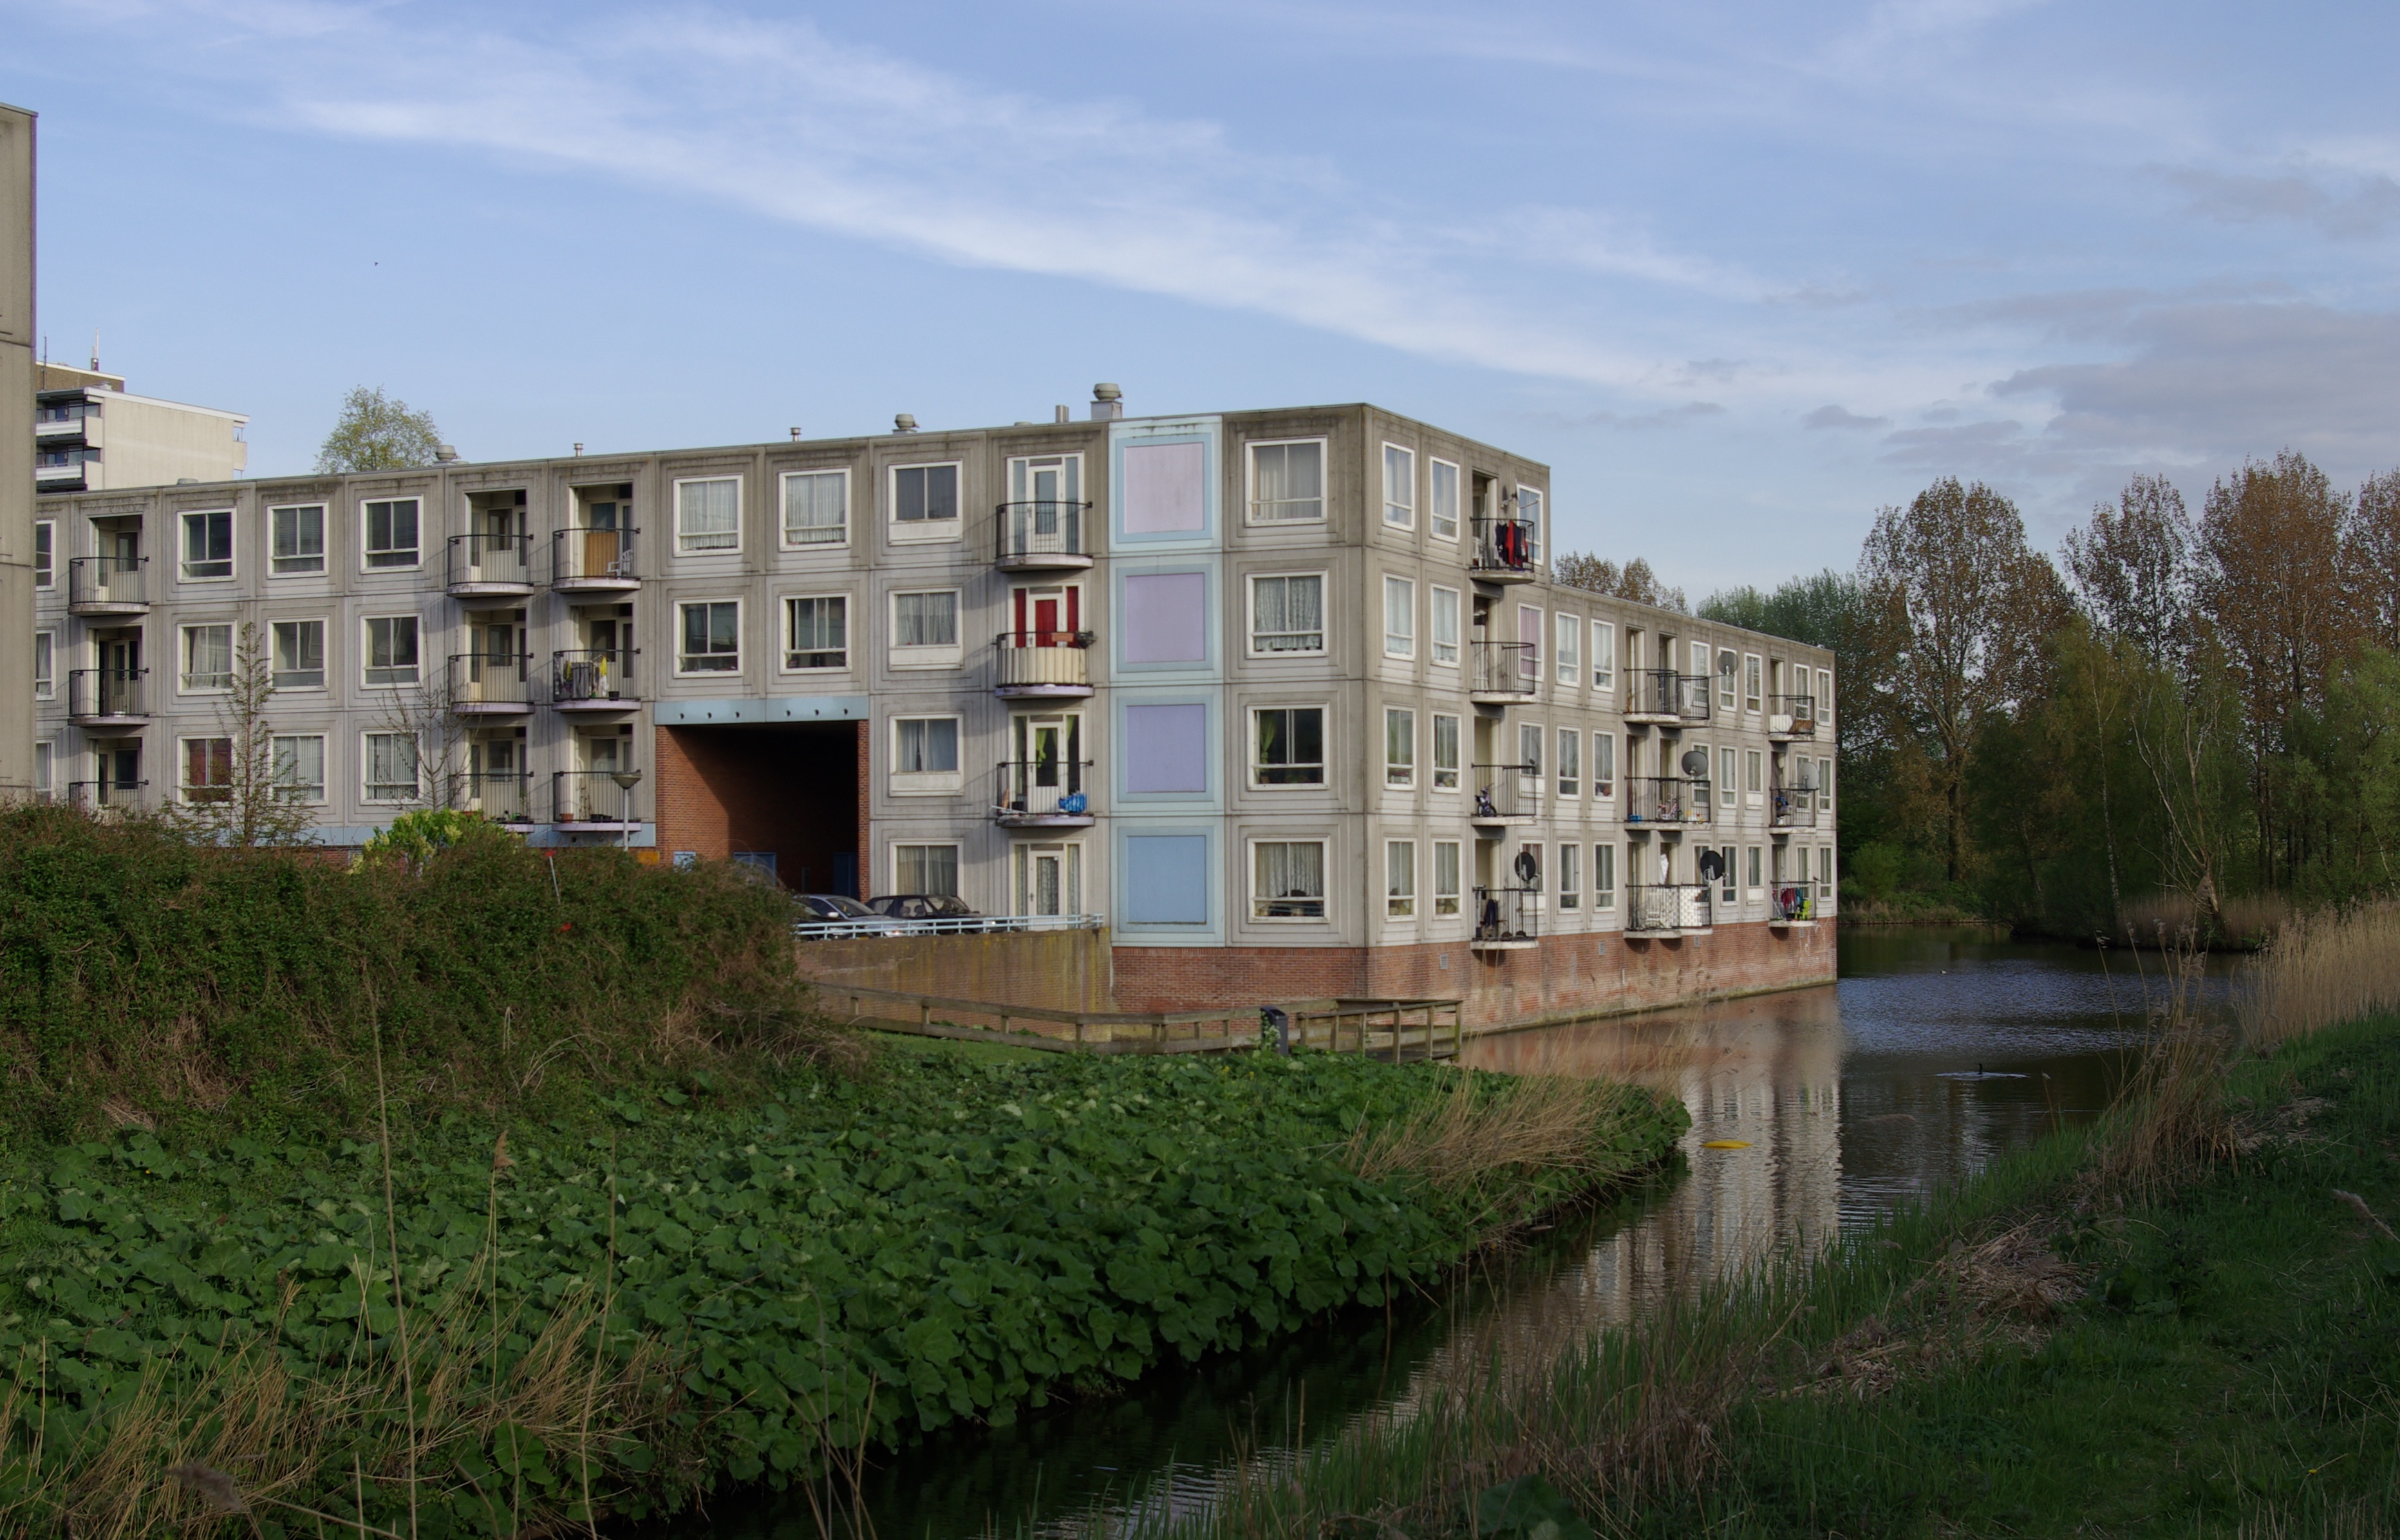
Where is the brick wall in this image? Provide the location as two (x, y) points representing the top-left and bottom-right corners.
(655, 722), (859, 892)
(794, 926), (1116, 1013)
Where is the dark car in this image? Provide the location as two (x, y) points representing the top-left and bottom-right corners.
(864, 894), (984, 926)
(792, 894), (903, 934)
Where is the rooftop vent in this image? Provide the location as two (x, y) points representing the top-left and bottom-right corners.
(1090, 383), (1123, 422)
(1054, 404), (1069, 424)
(894, 413), (919, 433)
(434, 443), (460, 462)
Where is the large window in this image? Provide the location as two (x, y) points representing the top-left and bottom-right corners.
(1248, 440), (1324, 523)
(273, 735), (326, 802)
(679, 601), (742, 673)
(180, 737), (234, 802)
(1431, 585), (1460, 665)
(272, 503), (326, 575)
(892, 590), (959, 648)
(1745, 653), (1763, 713)
(895, 843), (960, 897)
(1593, 620), (1616, 690)
(1383, 576), (1414, 658)
(1718, 648), (1738, 712)
(1433, 713), (1461, 790)
(1557, 727), (1580, 798)
(273, 619), (326, 689)
(362, 498), (420, 569)
(1747, 749), (1764, 803)
(1517, 486), (1544, 564)
(1818, 668), (1834, 723)
(1519, 722), (1542, 779)
(364, 732), (420, 802)
(675, 476), (741, 554)
(1430, 459), (1460, 541)
(181, 624), (234, 692)
(181, 509), (234, 581)
(1254, 707), (1326, 785)
(785, 595), (848, 670)
(1593, 731), (1615, 798)
(364, 615), (420, 686)
(1595, 843), (1617, 910)
(1559, 843), (1581, 911)
(1250, 574), (1324, 654)
(1434, 840), (1461, 916)
(894, 717), (961, 775)
(782, 469), (847, 547)
(33, 521), (51, 588)
(893, 464), (961, 526)
(1386, 840), (1416, 917)
(1382, 444), (1415, 529)
(33, 632), (51, 700)
(1555, 611), (1580, 686)
(1819, 756), (1835, 812)
(1720, 746), (1738, 809)
(1385, 707), (1414, 788)
(1252, 840), (1327, 919)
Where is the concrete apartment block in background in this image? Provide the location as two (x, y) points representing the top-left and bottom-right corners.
(30, 393), (1839, 1029)
(0, 104), (35, 798)
(35, 361), (248, 496)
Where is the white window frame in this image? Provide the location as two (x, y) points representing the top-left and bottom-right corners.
(1434, 839), (1462, 917)
(1747, 749), (1765, 807)
(180, 508), (236, 583)
(675, 599), (744, 676)
(779, 467), (850, 550)
(1382, 443), (1416, 530)
(1385, 839), (1416, 919)
(1250, 837), (1331, 921)
(33, 520), (52, 589)
(1718, 843), (1739, 906)
(360, 497), (422, 572)
(1595, 843), (1617, 912)
(1820, 756), (1835, 813)
(1383, 575), (1415, 659)
(272, 733), (328, 804)
(1245, 438), (1329, 526)
(362, 614), (420, 688)
(895, 842), (962, 897)
(890, 461), (965, 544)
(1592, 620), (1615, 691)
(1253, 704), (1329, 788)
(1385, 706), (1415, 789)
(271, 503), (327, 577)
(1720, 746), (1738, 809)
(272, 618), (328, 691)
(33, 630), (53, 700)
(1555, 610), (1580, 687)
(178, 735), (236, 803)
(180, 623), (235, 695)
(1432, 713), (1462, 792)
(1557, 726), (1579, 800)
(1430, 585), (1461, 666)
(1246, 572), (1327, 657)
(890, 715), (964, 794)
(890, 588), (964, 668)
(673, 475), (743, 556)
(33, 740), (52, 803)
(1747, 843), (1764, 896)
(362, 730), (422, 804)
(1718, 648), (1739, 713)
(1593, 731), (1616, 803)
(1745, 652), (1763, 714)
(1429, 458), (1461, 542)
(1559, 841), (1581, 912)
(1818, 668), (1835, 724)
(783, 592), (850, 672)
(1516, 485), (1544, 565)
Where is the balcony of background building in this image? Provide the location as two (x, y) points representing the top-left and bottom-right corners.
(1770, 772), (1819, 831)
(448, 534), (536, 599)
(1627, 881), (1713, 935)
(68, 556), (145, 615)
(1625, 775), (1711, 829)
(1472, 885), (1541, 951)
(550, 525), (639, 592)
(462, 770), (534, 824)
(68, 668), (147, 726)
(1769, 883), (1816, 926)
(1624, 668), (1710, 726)
(993, 759), (1094, 827)
(1768, 693), (1819, 741)
(993, 630), (1094, 699)
(552, 648), (638, 712)
(551, 769), (642, 831)
(1468, 640), (1537, 703)
(994, 500), (1094, 571)
(1469, 514), (1539, 581)
(450, 653), (535, 715)
(1468, 764), (1539, 827)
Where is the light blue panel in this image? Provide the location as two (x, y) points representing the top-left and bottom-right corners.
(1109, 417), (1221, 551)
(1116, 691), (1220, 806)
(1123, 832), (1210, 925)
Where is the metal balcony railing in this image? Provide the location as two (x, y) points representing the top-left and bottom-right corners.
(68, 556), (146, 610)
(1626, 776), (1710, 826)
(462, 770), (533, 823)
(994, 500), (1092, 565)
(551, 525), (639, 586)
(1473, 885), (1542, 944)
(448, 532), (532, 588)
(1624, 668), (1711, 722)
(1627, 882), (1713, 933)
(1470, 764), (1539, 821)
(993, 630), (1094, 693)
(1770, 776), (1819, 829)
(68, 668), (147, 720)
(1470, 514), (1538, 576)
(1469, 640), (1537, 696)
(552, 769), (641, 826)
(1768, 693), (1817, 733)
(552, 648), (638, 705)
(994, 759), (1093, 823)
(66, 776), (147, 811)
(1770, 884), (1814, 922)
(450, 653), (534, 709)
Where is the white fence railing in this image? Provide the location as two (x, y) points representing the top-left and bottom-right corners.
(793, 911), (1106, 941)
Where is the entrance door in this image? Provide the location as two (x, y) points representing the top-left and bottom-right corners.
(1010, 585), (1080, 646)
(99, 633), (138, 715)
(1015, 843), (1082, 916)
(1010, 713), (1081, 811)
(583, 497), (623, 578)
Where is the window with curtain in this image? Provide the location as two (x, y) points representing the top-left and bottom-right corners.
(273, 735), (326, 800)
(182, 624), (234, 691)
(786, 596), (848, 668)
(1557, 728), (1579, 798)
(1386, 840), (1416, 917)
(1517, 486), (1544, 563)
(1249, 441), (1324, 523)
(894, 717), (960, 775)
(1433, 713), (1461, 789)
(1430, 459), (1460, 541)
(1745, 653), (1763, 712)
(365, 733), (419, 802)
(1593, 621), (1615, 690)
(181, 510), (233, 580)
(1594, 844), (1616, 910)
(676, 478), (741, 552)
(1431, 585), (1459, 664)
(1720, 747), (1738, 807)
(1555, 611), (1580, 684)
(782, 471), (847, 546)
(1253, 841), (1327, 917)
(363, 499), (420, 568)
(33, 632), (51, 700)
(272, 504), (326, 574)
(33, 522), (51, 588)
(1383, 576), (1414, 657)
(897, 843), (960, 896)
(679, 601), (741, 672)
(893, 590), (959, 648)
(1559, 843), (1581, 910)
(1718, 648), (1738, 711)
(894, 464), (961, 523)
(1434, 841), (1461, 916)
(364, 616), (419, 686)
(273, 620), (325, 689)
(1382, 445), (1415, 528)
(1250, 574), (1323, 653)
(1593, 731), (1615, 795)
(1385, 708), (1414, 787)
(181, 737), (234, 802)
(1519, 722), (1541, 776)
(1255, 708), (1326, 785)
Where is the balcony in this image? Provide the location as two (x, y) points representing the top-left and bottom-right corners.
(68, 556), (147, 616)
(1625, 776), (1711, 829)
(68, 668), (147, 726)
(450, 653), (535, 715)
(551, 525), (639, 592)
(462, 770), (534, 824)
(993, 630), (1094, 699)
(1468, 764), (1539, 827)
(1469, 515), (1539, 582)
(1468, 640), (1537, 703)
(1768, 883), (1816, 927)
(994, 501), (1094, 572)
(65, 776), (145, 812)
(1767, 693), (1819, 741)
(1770, 777), (1819, 831)
(447, 533), (536, 599)
(1627, 882), (1713, 936)
(1624, 668), (1710, 726)
(552, 648), (639, 713)
(34, 414), (84, 442)
(552, 770), (642, 831)
(1472, 885), (1541, 952)
(994, 759), (1094, 828)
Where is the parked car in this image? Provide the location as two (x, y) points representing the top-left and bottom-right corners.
(863, 894), (986, 927)
(792, 894), (903, 935)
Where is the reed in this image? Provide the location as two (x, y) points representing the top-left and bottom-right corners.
(2117, 889), (2291, 947)
(2241, 898), (2400, 1049)
(1340, 1071), (1665, 1226)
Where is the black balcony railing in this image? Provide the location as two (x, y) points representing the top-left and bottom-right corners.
(68, 555), (146, 609)
(1469, 640), (1537, 696)
(68, 667), (147, 720)
(1470, 764), (1539, 821)
(1627, 882), (1713, 933)
(1626, 775), (1709, 826)
(1770, 776), (1819, 829)
(552, 769), (641, 825)
(450, 652), (534, 709)
(1470, 514), (1538, 576)
(448, 532), (532, 588)
(993, 630), (1094, 693)
(463, 770), (533, 822)
(1769, 693), (1818, 733)
(552, 648), (638, 704)
(551, 525), (639, 585)
(995, 759), (1094, 823)
(1625, 668), (1711, 722)
(1473, 885), (1541, 944)
(995, 500), (1092, 564)
(66, 776), (147, 810)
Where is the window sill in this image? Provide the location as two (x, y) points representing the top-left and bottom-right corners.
(889, 646), (962, 670)
(677, 664), (745, 679)
(270, 567), (330, 578)
(889, 773), (964, 796)
(780, 660), (851, 675)
(780, 534), (850, 552)
(888, 521), (964, 545)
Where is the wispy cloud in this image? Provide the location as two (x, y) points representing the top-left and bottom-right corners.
(2153, 163), (2400, 239)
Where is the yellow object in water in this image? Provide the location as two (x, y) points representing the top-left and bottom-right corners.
(1700, 1140), (1753, 1149)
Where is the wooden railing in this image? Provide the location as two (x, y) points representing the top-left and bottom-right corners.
(816, 984), (1462, 1059)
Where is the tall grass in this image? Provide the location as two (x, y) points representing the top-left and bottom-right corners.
(2241, 898), (2400, 1049)
(1342, 1072), (1669, 1232)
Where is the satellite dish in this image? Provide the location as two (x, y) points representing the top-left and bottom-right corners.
(1513, 848), (1541, 885)
(1680, 748), (1709, 777)
(1718, 651), (1737, 675)
(1699, 849), (1726, 881)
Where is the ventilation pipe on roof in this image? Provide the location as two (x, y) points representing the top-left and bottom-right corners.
(894, 413), (919, 433)
(1090, 382), (1123, 422)
(434, 444), (460, 462)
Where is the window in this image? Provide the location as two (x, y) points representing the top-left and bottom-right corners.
(1248, 440), (1324, 523)
(33, 522), (51, 588)
(1255, 707), (1326, 786)
(1557, 727), (1579, 798)
(1387, 840), (1416, 917)
(33, 632), (52, 700)
(785, 596), (848, 670)
(1559, 843), (1581, 910)
(364, 732), (420, 802)
(1385, 707), (1415, 787)
(1434, 840), (1461, 916)
(1556, 612), (1580, 686)
(362, 498), (420, 569)
(781, 469), (847, 547)
(1429, 458), (1460, 541)
(1517, 486), (1544, 564)
(679, 601), (741, 673)
(1718, 648), (1738, 711)
(1718, 845), (1739, 906)
(272, 504), (326, 575)
(1819, 756), (1834, 812)
(1720, 746), (1738, 808)
(1518, 604), (1543, 682)
(892, 464), (961, 526)
(671, 476), (740, 554)
(1253, 840), (1327, 918)
(180, 737), (234, 802)
(363, 616), (420, 686)
(272, 619), (326, 689)
(1383, 444), (1415, 529)
(1818, 668), (1834, 723)
(181, 624), (234, 692)
(1819, 845), (1836, 903)
(1746, 749), (1764, 803)
(1519, 722), (1542, 778)
(1250, 574), (1324, 653)
(33, 741), (52, 803)
(1745, 653), (1763, 713)
(1430, 585), (1460, 665)
(181, 509), (234, 580)
(1520, 841), (1546, 900)
(895, 843), (960, 897)
(273, 735), (326, 802)
(893, 717), (961, 775)
(1595, 843), (1617, 910)
(892, 590), (960, 648)
(1432, 713), (1461, 791)
(1593, 731), (1615, 797)
(1593, 621), (1615, 690)
(1383, 576), (1414, 657)
(1747, 845), (1763, 892)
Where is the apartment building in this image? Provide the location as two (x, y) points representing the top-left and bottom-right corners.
(30, 392), (1837, 1026)
(35, 362), (248, 498)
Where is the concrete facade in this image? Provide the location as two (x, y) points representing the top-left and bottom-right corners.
(35, 362), (248, 498)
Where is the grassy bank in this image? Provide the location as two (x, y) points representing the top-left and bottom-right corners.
(1170, 909), (2400, 1539)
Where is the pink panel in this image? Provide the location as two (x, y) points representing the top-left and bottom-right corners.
(1122, 442), (1206, 534)
(1123, 572), (1208, 662)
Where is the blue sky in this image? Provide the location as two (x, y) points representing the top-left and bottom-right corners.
(6, 0), (2397, 596)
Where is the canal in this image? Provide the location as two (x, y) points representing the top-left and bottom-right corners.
(709, 926), (2240, 1539)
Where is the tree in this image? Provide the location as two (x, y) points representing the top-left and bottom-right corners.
(2347, 469), (2400, 654)
(1552, 553), (1687, 612)
(2064, 474), (2196, 666)
(315, 386), (442, 473)
(161, 623), (317, 847)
